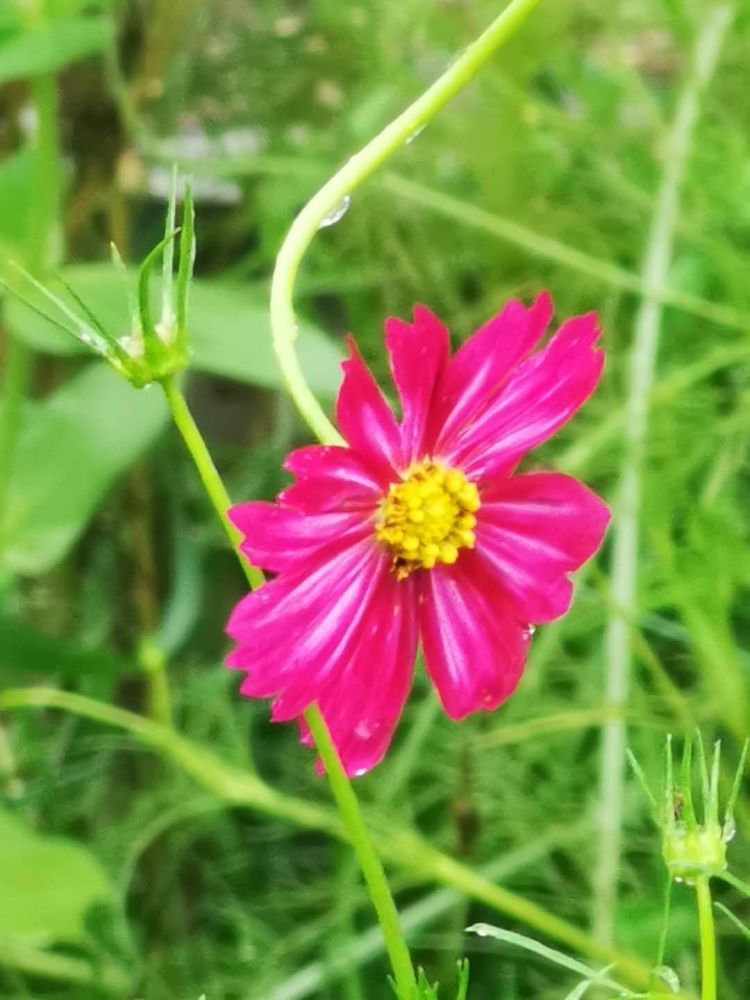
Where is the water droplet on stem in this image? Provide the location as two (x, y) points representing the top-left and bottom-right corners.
(318, 195), (351, 228)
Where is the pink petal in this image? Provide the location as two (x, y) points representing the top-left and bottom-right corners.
(443, 313), (603, 481)
(336, 338), (402, 476)
(431, 293), (552, 451)
(418, 558), (530, 720)
(227, 537), (419, 778)
(280, 444), (385, 512)
(226, 539), (384, 690)
(228, 502), (371, 573)
(228, 543), (418, 777)
(475, 472), (610, 622)
(385, 306), (450, 463)
(304, 574), (419, 776)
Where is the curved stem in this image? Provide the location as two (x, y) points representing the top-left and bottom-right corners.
(160, 376), (264, 591)
(0, 686), (656, 993)
(696, 876), (717, 1000)
(270, 0), (544, 443)
(306, 705), (416, 999)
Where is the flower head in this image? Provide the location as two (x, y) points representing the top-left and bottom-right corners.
(4, 170), (194, 389)
(226, 294), (610, 775)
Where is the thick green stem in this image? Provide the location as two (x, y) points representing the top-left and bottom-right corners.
(270, 0), (544, 443)
(306, 705), (416, 999)
(592, 6), (733, 944)
(160, 376), (264, 591)
(138, 636), (172, 727)
(696, 876), (717, 1000)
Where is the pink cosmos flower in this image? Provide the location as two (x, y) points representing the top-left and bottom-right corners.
(226, 294), (610, 776)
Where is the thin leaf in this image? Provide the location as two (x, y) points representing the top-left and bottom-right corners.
(109, 241), (139, 331)
(176, 178), (195, 346)
(724, 739), (748, 831)
(716, 871), (750, 901)
(161, 165), (178, 329)
(626, 748), (659, 817)
(562, 980), (598, 1000)
(708, 740), (721, 828)
(1, 268), (116, 361)
(714, 902), (750, 941)
(0, 278), (91, 350)
(138, 229), (180, 359)
(465, 925), (622, 991)
(695, 730), (710, 820)
(665, 734), (675, 831)
(56, 274), (114, 343)
(680, 735), (697, 830)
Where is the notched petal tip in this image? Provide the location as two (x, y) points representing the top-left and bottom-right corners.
(335, 333), (402, 473)
(385, 303), (450, 462)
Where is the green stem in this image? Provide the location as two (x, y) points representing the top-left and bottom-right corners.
(696, 876), (717, 1000)
(160, 376), (416, 991)
(270, 0), (544, 443)
(158, 150), (749, 335)
(592, 5), (733, 945)
(138, 635), (172, 727)
(159, 376), (264, 591)
(306, 705), (416, 999)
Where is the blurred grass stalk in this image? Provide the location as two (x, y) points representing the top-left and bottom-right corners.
(592, 4), (734, 946)
(0, 70), (60, 562)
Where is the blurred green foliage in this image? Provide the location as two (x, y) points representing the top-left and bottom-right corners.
(0, 0), (749, 998)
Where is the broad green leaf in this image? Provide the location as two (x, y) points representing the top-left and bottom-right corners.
(44, 0), (115, 16)
(5, 263), (344, 395)
(0, 364), (168, 575)
(187, 279), (342, 395)
(0, 809), (112, 944)
(0, 17), (111, 84)
(0, 615), (129, 681)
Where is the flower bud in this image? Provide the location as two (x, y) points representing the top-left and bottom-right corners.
(628, 733), (747, 886)
(4, 168), (195, 390)
(662, 823), (727, 883)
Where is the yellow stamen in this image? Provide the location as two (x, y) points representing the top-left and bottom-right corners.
(375, 460), (481, 580)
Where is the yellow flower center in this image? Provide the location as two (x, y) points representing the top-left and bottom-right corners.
(375, 461), (480, 580)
